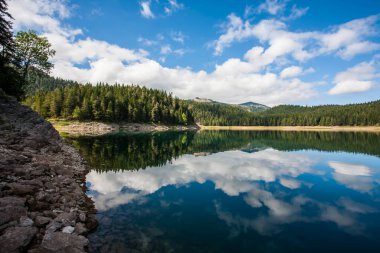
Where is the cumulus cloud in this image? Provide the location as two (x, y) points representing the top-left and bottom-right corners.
(329, 61), (378, 95)
(9, 0), (323, 105)
(280, 66), (302, 78)
(140, 1), (155, 19)
(8, 0), (380, 105)
(211, 13), (380, 61)
(319, 15), (380, 59)
(8, 0), (81, 37)
(280, 66), (314, 78)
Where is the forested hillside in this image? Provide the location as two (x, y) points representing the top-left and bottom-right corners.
(188, 100), (380, 126)
(24, 70), (80, 95)
(24, 84), (194, 125)
(187, 102), (255, 125)
(22, 74), (379, 127)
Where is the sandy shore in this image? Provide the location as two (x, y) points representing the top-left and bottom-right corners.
(199, 125), (380, 132)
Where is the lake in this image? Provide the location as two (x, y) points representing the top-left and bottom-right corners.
(64, 130), (380, 253)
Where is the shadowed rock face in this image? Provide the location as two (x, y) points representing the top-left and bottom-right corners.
(0, 96), (97, 252)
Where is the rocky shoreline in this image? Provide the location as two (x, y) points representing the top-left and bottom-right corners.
(51, 120), (199, 136)
(0, 96), (97, 252)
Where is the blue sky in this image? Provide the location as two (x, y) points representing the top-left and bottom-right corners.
(8, 0), (380, 106)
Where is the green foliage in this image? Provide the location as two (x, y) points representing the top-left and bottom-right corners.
(15, 30), (55, 81)
(188, 102), (255, 126)
(25, 84), (195, 125)
(24, 69), (80, 96)
(0, 0), (23, 99)
(188, 100), (380, 126)
(65, 131), (196, 172)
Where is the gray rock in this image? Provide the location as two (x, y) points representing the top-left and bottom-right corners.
(0, 226), (37, 253)
(46, 220), (63, 233)
(40, 232), (89, 253)
(62, 225), (75, 234)
(79, 212), (86, 223)
(0, 196), (26, 207)
(19, 216), (34, 227)
(35, 216), (52, 227)
(0, 197), (27, 226)
(74, 222), (88, 235)
(7, 183), (36, 196)
(54, 212), (76, 226)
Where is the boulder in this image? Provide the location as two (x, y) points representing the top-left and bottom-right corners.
(19, 216), (34, 227)
(0, 226), (37, 253)
(7, 183), (36, 196)
(35, 216), (52, 227)
(74, 222), (88, 235)
(54, 212), (76, 226)
(39, 232), (88, 253)
(0, 197), (27, 226)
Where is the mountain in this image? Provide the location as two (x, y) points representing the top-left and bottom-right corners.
(192, 98), (270, 112)
(193, 97), (218, 103)
(238, 102), (270, 112)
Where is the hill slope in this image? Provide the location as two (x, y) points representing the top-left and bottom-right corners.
(238, 101), (270, 112)
(189, 100), (380, 126)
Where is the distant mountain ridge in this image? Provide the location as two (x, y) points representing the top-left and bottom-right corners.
(238, 101), (270, 112)
(192, 97), (270, 112)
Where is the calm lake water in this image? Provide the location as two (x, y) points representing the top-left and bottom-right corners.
(65, 131), (380, 253)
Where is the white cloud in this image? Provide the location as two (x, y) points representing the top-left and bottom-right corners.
(280, 66), (314, 78)
(160, 44), (186, 56)
(329, 161), (372, 176)
(211, 13), (380, 62)
(164, 0), (184, 15)
(328, 161), (377, 193)
(287, 5), (309, 20)
(140, 1), (155, 19)
(8, 0), (81, 37)
(11, 0), (380, 105)
(280, 66), (302, 78)
(85, 149), (378, 236)
(138, 37), (158, 46)
(279, 178), (301, 189)
(171, 31), (185, 44)
(319, 15), (380, 59)
(257, 0), (287, 15)
(328, 61), (378, 95)
(9, 0), (323, 105)
(160, 44), (172, 54)
(87, 149), (315, 210)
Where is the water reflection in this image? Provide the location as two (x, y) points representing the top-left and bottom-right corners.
(87, 149), (315, 210)
(64, 131), (380, 252)
(65, 131), (380, 172)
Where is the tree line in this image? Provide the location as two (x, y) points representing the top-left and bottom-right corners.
(188, 100), (380, 126)
(24, 84), (194, 125)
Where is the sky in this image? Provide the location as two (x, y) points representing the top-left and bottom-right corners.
(8, 0), (380, 106)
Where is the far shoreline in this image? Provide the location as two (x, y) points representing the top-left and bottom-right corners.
(199, 125), (380, 132)
(49, 119), (380, 135)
